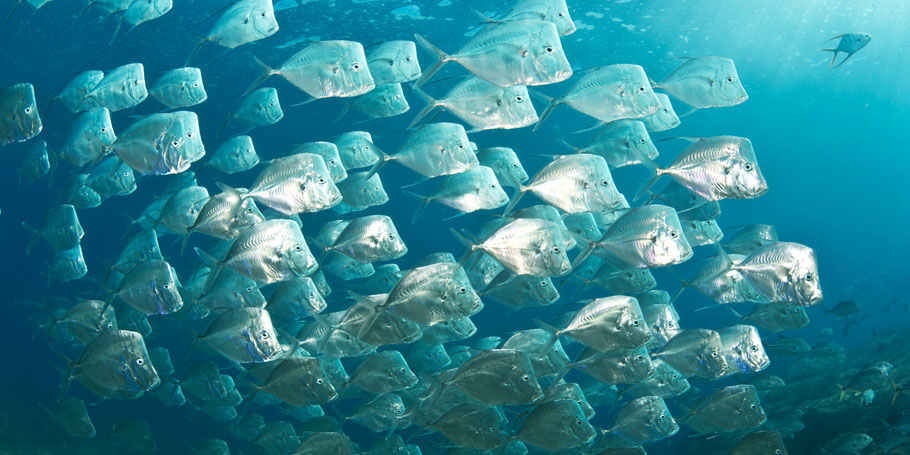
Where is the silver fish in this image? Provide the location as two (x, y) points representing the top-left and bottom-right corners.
(333, 131), (382, 170)
(718, 325), (770, 376)
(414, 20), (572, 88)
(339, 83), (409, 121)
(0, 82), (41, 146)
(85, 156), (136, 200)
(724, 224), (778, 255)
(22, 204), (83, 253)
(515, 399), (595, 451)
(234, 152), (342, 215)
(48, 244), (88, 286)
(111, 111), (205, 176)
(149, 67), (207, 109)
(369, 122), (477, 179)
(652, 56), (748, 109)
(219, 86), (283, 135)
(366, 40), (422, 85)
(207, 135), (260, 174)
(289, 141), (347, 183)
(17, 139), (51, 187)
(333, 171), (389, 214)
(559, 119), (658, 168)
(60, 107), (116, 169)
(535, 295), (652, 352)
(507, 153), (623, 214)
(491, 0), (575, 36)
(685, 384), (767, 434)
(624, 359), (690, 399)
(405, 165), (509, 223)
(186, 0), (278, 64)
(725, 242), (823, 306)
(194, 307), (282, 363)
(39, 397), (95, 438)
(534, 64), (660, 130)
(348, 350), (417, 394)
(654, 328), (728, 379)
(453, 217), (572, 277)
(246, 40), (374, 100)
(822, 33), (871, 68)
(325, 215), (408, 264)
(681, 218), (723, 247)
(76, 63), (147, 113)
(475, 146), (528, 189)
(112, 260), (183, 315)
(607, 396), (679, 443)
(51, 70), (104, 113)
(411, 77), (538, 132)
(481, 271), (560, 310)
(61, 329), (160, 398)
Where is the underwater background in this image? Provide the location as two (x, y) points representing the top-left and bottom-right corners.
(0, 0), (909, 454)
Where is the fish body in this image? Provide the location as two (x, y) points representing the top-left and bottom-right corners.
(366, 40), (422, 85)
(0, 82), (42, 146)
(654, 56), (748, 109)
(149, 67), (207, 109)
(249, 40), (374, 99)
(76, 63), (147, 112)
(823, 33), (871, 68)
(197, 307), (282, 363)
(208, 135), (260, 174)
(60, 107), (116, 168)
(412, 77), (538, 131)
(112, 111), (205, 175)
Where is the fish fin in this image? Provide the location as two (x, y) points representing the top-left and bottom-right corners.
(402, 190), (432, 224)
(555, 138), (581, 153)
(193, 247), (222, 294)
(631, 150), (664, 202)
(1, 0), (24, 30)
(570, 120), (605, 134)
(450, 228), (478, 269)
(531, 318), (562, 357)
(216, 108), (233, 137)
(289, 96), (318, 107)
(51, 347), (76, 403)
(832, 51), (857, 68)
(184, 34), (210, 66)
(667, 267), (692, 305)
(74, 1), (96, 23)
(408, 87), (443, 129)
(725, 305), (746, 322)
(21, 222), (40, 255)
(827, 49), (839, 68)
(215, 182), (247, 199)
(824, 34), (848, 41)
(529, 88), (561, 132)
(238, 378), (263, 417)
(471, 8), (500, 24)
(412, 34), (452, 88)
(676, 107), (699, 118)
(334, 103), (351, 123)
(363, 148), (393, 180)
(648, 76), (660, 89)
(108, 15), (125, 46)
(502, 183), (529, 216)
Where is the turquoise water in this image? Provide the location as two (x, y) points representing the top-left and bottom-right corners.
(1, 0), (908, 454)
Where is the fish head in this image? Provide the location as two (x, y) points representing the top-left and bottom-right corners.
(717, 64), (749, 106)
(283, 240), (318, 278)
(700, 340), (729, 379)
(544, 1), (576, 36)
(507, 360), (543, 402)
(788, 246), (823, 306)
(232, 280), (266, 308)
(374, 222), (408, 260)
(621, 73), (662, 118)
(233, 198), (265, 230)
(528, 25), (573, 84)
(234, 142), (261, 171)
(646, 93), (680, 131)
(258, 93), (284, 123)
(666, 368), (690, 395)
(629, 268), (658, 291)
(527, 276), (560, 305)
(646, 219), (694, 267)
(341, 51), (376, 97)
(500, 86), (539, 127)
(301, 171), (344, 211)
(124, 68), (148, 107)
(617, 301), (653, 348)
(250, 3), (279, 38)
(627, 348), (656, 378)
(385, 87), (411, 114)
(504, 155), (530, 185)
(727, 155), (768, 199)
(652, 403), (680, 438)
(565, 412), (596, 444)
(90, 108), (117, 144)
(121, 340), (161, 392)
(11, 84), (42, 142)
(785, 306), (810, 328)
(307, 369), (339, 404)
(538, 236), (572, 276)
(626, 126), (659, 163)
(738, 327), (771, 373)
(361, 174), (390, 205)
(153, 265), (184, 314)
(244, 318), (283, 363)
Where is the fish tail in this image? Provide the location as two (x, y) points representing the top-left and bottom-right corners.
(1, 0), (24, 30)
(402, 190), (432, 224)
(242, 53), (277, 97)
(632, 162), (664, 203)
(108, 15), (124, 46)
(529, 88), (560, 132)
(470, 8), (499, 24)
(531, 318), (561, 356)
(333, 103), (350, 123)
(407, 87), (443, 129)
(184, 34), (209, 66)
(725, 305), (746, 322)
(194, 247), (222, 294)
(217, 112), (232, 137)
(74, 1), (95, 23)
(239, 379), (262, 417)
(502, 183), (528, 216)
(450, 228), (477, 269)
(555, 138), (581, 153)
(412, 34), (451, 88)
(21, 222), (40, 255)
(363, 151), (391, 180)
(180, 230), (192, 256)
(837, 384), (848, 401)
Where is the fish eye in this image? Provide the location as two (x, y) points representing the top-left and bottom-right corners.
(458, 286), (467, 294)
(329, 159), (336, 165)
(400, 367), (406, 373)
(669, 231), (678, 238)
(24, 106), (32, 114)
(136, 358), (144, 366)
(246, 286), (253, 292)
(671, 374), (678, 379)
(636, 354), (644, 360)
(193, 82), (198, 87)
(711, 351), (718, 357)
(172, 140), (179, 147)
(552, 246), (560, 253)
(186, 132), (193, 138)
(744, 163), (753, 171)
(750, 404), (756, 409)
(545, 47), (554, 53)
(639, 87), (645, 92)
(804, 273), (814, 281)
(512, 163), (518, 168)
(515, 95), (523, 102)
(268, 102), (274, 106)
(601, 179), (609, 186)
(775, 451), (782, 455)
(318, 177), (326, 184)
(658, 414), (665, 420)
(405, 56), (412, 62)
(260, 330), (269, 339)
(100, 127), (106, 133)
(352, 63), (360, 70)
(246, 207), (253, 213)
(557, 12), (564, 16)
(521, 374), (529, 382)
(388, 234), (396, 240)
(295, 245), (302, 251)
(727, 77), (734, 82)
(260, 12), (266, 17)
(632, 319), (640, 326)
(639, 138), (646, 143)
(540, 280), (546, 286)
(490, 184), (496, 188)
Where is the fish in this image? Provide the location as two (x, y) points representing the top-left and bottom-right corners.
(574, 205), (693, 270)
(333, 171), (389, 214)
(17, 139), (51, 187)
(729, 430), (789, 455)
(405, 165), (509, 223)
(652, 56), (749, 109)
(514, 399), (596, 450)
(110, 111), (205, 176)
(60, 329), (160, 399)
(227, 152), (342, 215)
(54, 299), (118, 344)
(641, 93), (680, 132)
(186, 0), (279, 65)
(195, 219), (318, 286)
(219, 86), (283, 136)
(414, 20), (572, 88)
(452, 217), (572, 277)
(429, 403), (505, 450)
(108, 260), (183, 315)
(38, 397), (96, 438)
(192, 307), (282, 363)
(822, 33), (871, 68)
(681, 218), (723, 246)
(185, 187), (264, 245)
(534, 64), (661, 130)
(288, 141), (347, 183)
(654, 328), (728, 379)
(248, 356), (338, 406)
(487, 0), (575, 36)
(59, 107), (116, 169)
(728, 303), (810, 333)
(684, 384), (767, 434)
(207, 135), (260, 174)
(338, 82), (410, 121)
(148, 67), (207, 109)
(76, 63), (148, 113)
(111, 418), (157, 452)
(85, 156), (137, 199)
(641, 302), (681, 347)
(481, 271), (560, 309)
(323, 214), (407, 263)
(368, 122), (477, 179)
(634, 136), (767, 202)
(332, 131), (383, 170)
(347, 350), (417, 394)
(506, 153), (623, 215)
(607, 396), (679, 443)
(343, 393), (406, 433)
(147, 347), (173, 377)
(411, 77), (538, 132)
(500, 329), (569, 377)
(48, 244), (89, 286)
(475, 146), (529, 189)
(765, 336), (811, 356)
(624, 359), (690, 399)
(536, 295), (652, 353)
(724, 224), (779, 255)
(433, 348), (542, 406)
(366, 40), (422, 85)
(722, 242), (823, 307)
(718, 324), (770, 375)
(22, 204), (83, 254)
(297, 432), (354, 454)
(252, 421), (299, 454)
(154, 185), (210, 235)
(558, 119), (659, 168)
(826, 300), (861, 318)
(562, 346), (654, 385)
(0, 82), (42, 146)
(112, 0), (173, 45)
(184, 439), (229, 455)
(246, 40), (374, 100)
(150, 377), (185, 406)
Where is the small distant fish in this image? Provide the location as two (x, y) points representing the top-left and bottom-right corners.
(826, 300), (861, 318)
(411, 77), (538, 132)
(366, 40), (422, 85)
(17, 139), (51, 187)
(0, 82), (42, 146)
(50, 70), (104, 113)
(333, 171), (388, 214)
(641, 93), (680, 132)
(483, 0), (575, 36)
(59, 107), (116, 169)
(475, 146), (528, 188)
(206, 135), (260, 174)
(111, 0), (173, 45)
(48, 244), (88, 286)
(333, 130), (382, 170)
(22, 204), (83, 254)
(76, 63), (148, 113)
(606, 396), (679, 443)
(219, 87), (283, 136)
(111, 418), (157, 452)
(405, 165), (509, 223)
(337, 83), (409, 121)
(149, 67), (207, 109)
(558, 119), (658, 168)
(38, 397), (96, 438)
(822, 33), (871, 68)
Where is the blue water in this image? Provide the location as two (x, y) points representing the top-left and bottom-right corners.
(1, 0), (908, 453)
